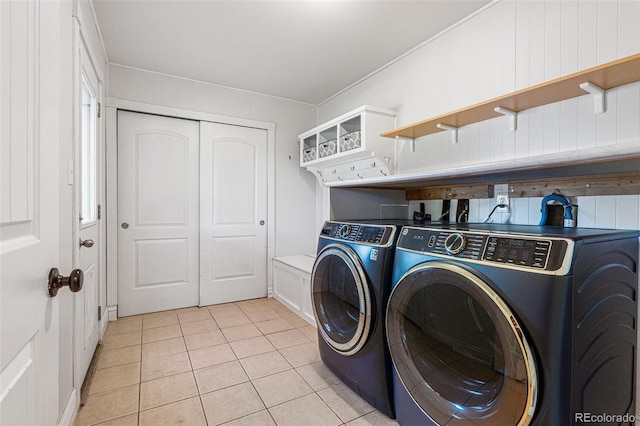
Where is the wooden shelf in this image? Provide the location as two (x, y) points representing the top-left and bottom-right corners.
(381, 53), (640, 140)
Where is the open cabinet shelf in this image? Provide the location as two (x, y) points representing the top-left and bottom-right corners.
(381, 53), (640, 140)
(299, 105), (396, 184)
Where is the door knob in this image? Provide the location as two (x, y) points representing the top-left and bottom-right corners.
(121, 222), (129, 229)
(79, 238), (94, 248)
(48, 268), (83, 297)
(259, 220), (265, 226)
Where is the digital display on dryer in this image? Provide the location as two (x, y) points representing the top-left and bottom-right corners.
(484, 237), (550, 268)
(507, 239), (525, 247)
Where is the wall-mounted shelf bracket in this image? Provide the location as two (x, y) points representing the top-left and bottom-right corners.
(494, 107), (518, 132)
(579, 82), (606, 114)
(396, 135), (416, 152)
(436, 123), (458, 144)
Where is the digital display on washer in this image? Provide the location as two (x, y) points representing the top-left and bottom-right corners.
(320, 222), (393, 245)
(356, 226), (387, 244)
(484, 237), (551, 269)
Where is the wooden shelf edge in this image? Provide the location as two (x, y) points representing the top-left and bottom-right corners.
(382, 53), (640, 140)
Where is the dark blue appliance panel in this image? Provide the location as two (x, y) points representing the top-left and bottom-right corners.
(312, 220), (401, 419)
(388, 224), (639, 426)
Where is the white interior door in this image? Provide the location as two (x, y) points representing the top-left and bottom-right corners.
(1, 1), (61, 423)
(117, 111), (200, 316)
(74, 36), (101, 391)
(200, 122), (268, 305)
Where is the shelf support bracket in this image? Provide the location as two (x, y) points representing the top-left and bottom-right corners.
(396, 136), (416, 152)
(580, 82), (606, 114)
(436, 123), (458, 144)
(494, 107), (518, 132)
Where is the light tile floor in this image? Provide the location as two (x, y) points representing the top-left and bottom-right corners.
(74, 297), (400, 426)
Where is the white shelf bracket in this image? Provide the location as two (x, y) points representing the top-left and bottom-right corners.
(436, 123), (458, 144)
(580, 82), (606, 114)
(396, 135), (416, 152)
(494, 107), (518, 132)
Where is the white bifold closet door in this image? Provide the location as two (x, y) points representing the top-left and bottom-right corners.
(117, 111), (200, 316)
(199, 122), (268, 305)
(117, 112), (268, 316)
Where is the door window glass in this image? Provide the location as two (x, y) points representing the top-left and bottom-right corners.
(80, 73), (96, 224)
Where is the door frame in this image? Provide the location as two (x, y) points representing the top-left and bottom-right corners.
(104, 98), (276, 319)
(69, 9), (108, 413)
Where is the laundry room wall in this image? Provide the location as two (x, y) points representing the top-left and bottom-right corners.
(317, 0), (640, 230)
(107, 65), (318, 256)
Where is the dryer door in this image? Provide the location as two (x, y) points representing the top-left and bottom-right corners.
(386, 262), (537, 426)
(311, 244), (372, 356)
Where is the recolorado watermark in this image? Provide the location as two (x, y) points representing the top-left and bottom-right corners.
(575, 412), (637, 423)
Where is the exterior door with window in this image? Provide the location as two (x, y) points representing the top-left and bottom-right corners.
(74, 37), (102, 393)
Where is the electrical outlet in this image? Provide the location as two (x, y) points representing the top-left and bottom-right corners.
(496, 193), (509, 213)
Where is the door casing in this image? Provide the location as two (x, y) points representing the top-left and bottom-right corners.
(72, 21), (105, 395)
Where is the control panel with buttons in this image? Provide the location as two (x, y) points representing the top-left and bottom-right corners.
(320, 222), (395, 247)
(398, 226), (570, 273)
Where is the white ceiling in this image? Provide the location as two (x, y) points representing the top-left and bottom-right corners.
(92, 0), (491, 105)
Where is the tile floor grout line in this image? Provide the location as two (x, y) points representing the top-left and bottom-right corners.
(192, 365), (210, 426)
(137, 334), (142, 426)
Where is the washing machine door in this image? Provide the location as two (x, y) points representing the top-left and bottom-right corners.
(386, 262), (537, 426)
(311, 244), (372, 356)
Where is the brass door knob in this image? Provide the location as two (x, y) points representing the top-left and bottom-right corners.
(79, 238), (94, 248)
(48, 268), (83, 297)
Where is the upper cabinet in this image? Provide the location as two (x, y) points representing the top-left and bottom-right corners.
(299, 106), (396, 184)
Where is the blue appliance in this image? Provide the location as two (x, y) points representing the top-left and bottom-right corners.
(386, 223), (638, 425)
(311, 220), (408, 418)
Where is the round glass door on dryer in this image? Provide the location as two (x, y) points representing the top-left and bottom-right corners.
(311, 243), (372, 356)
(386, 262), (537, 426)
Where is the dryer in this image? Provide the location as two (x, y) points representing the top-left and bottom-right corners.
(311, 220), (408, 418)
(386, 223), (639, 425)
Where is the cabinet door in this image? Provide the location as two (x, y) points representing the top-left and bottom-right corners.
(273, 262), (304, 313)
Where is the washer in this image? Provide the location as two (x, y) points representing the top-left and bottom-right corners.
(311, 220), (408, 418)
(386, 223), (639, 425)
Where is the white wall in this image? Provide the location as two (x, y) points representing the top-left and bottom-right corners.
(318, 0), (640, 230)
(107, 65), (318, 255)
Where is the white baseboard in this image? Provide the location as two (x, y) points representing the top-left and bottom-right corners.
(107, 305), (118, 322)
(100, 311), (110, 339)
(57, 388), (78, 426)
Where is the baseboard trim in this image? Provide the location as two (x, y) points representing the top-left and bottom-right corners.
(107, 305), (118, 321)
(57, 388), (78, 426)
